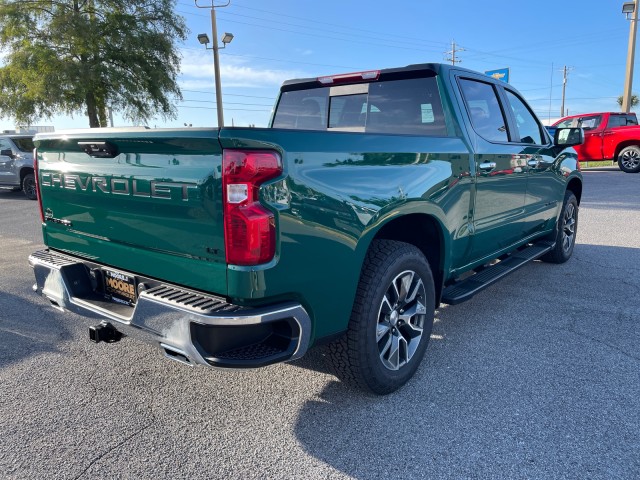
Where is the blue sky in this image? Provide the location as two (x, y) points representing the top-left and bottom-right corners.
(0, 0), (634, 131)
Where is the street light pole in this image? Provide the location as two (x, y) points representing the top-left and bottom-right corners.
(210, 6), (224, 127)
(622, 0), (639, 113)
(196, 1), (232, 128)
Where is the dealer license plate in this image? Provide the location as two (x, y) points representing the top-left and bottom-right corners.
(103, 268), (137, 306)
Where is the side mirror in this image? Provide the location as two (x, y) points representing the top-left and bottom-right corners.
(554, 127), (584, 147)
(0, 148), (13, 158)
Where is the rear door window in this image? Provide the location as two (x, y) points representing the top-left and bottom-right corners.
(459, 78), (509, 142)
(607, 114), (638, 128)
(10, 137), (34, 152)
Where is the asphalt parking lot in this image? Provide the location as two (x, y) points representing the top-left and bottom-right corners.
(1, 166), (638, 479)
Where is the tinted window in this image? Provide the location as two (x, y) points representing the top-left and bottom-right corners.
(459, 79), (508, 142)
(329, 94), (367, 129)
(365, 77), (446, 135)
(556, 115), (602, 130)
(505, 91), (543, 144)
(272, 76), (447, 136)
(10, 137), (34, 152)
(272, 90), (328, 130)
(607, 114), (638, 128)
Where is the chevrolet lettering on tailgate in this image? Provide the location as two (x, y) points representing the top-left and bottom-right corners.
(40, 172), (198, 200)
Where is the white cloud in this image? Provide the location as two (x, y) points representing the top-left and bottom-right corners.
(179, 49), (306, 89)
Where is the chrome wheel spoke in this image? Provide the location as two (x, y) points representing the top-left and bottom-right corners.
(386, 334), (401, 369)
(381, 294), (393, 315)
(377, 321), (392, 342)
(397, 272), (414, 303)
(379, 334), (393, 359)
(404, 278), (423, 304)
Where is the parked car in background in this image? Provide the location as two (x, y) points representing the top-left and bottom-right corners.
(553, 112), (640, 173)
(0, 135), (36, 199)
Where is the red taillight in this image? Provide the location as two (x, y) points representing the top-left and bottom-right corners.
(222, 150), (282, 266)
(33, 148), (45, 223)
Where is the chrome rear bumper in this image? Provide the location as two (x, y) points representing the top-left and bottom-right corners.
(29, 249), (312, 368)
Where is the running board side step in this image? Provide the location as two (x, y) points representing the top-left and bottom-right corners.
(442, 241), (554, 305)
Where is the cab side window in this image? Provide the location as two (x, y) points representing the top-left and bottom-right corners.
(459, 78), (509, 142)
(505, 90), (544, 144)
(608, 114), (638, 128)
(0, 139), (13, 154)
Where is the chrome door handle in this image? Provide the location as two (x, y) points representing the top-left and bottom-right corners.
(528, 159), (540, 167)
(479, 162), (496, 171)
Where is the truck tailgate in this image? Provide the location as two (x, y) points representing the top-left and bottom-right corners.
(34, 128), (227, 295)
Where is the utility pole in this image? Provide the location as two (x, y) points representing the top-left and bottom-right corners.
(622, 0), (639, 113)
(445, 40), (464, 66)
(560, 65), (572, 117)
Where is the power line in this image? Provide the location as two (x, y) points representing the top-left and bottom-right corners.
(178, 0), (450, 49)
(182, 89), (274, 99)
(182, 98), (273, 106)
(177, 105), (271, 112)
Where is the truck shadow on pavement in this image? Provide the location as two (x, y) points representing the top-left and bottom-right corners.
(0, 291), (69, 368)
(291, 243), (640, 479)
(0, 190), (31, 201)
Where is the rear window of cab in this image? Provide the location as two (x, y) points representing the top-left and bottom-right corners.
(272, 76), (447, 136)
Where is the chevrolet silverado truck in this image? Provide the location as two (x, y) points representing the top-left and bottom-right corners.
(0, 134), (37, 199)
(29, 63), (584, 394)
(553, 111), (640, 173)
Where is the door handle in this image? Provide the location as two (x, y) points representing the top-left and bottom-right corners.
(528, 156), (552, 168)
(478, 162), (496, 171)
(528, 159), (540, 167)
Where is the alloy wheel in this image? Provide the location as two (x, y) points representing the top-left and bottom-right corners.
(23, 176), (36, 199)
(376, 270), (427, 371)
(562, 202), (577, 253)
(621, 149), (640, 170)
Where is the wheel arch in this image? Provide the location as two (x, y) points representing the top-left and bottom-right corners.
(19, 166), (34, 183)
(363, 212), (447, 305)
(614, 141), (640, 160)
(566, 177), (583, 205)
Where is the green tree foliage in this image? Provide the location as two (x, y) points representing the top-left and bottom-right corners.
(0, 1), (187, 127)
(617, 94), (639, 108)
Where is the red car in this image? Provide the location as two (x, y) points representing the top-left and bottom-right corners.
(553, 112), (640, 173)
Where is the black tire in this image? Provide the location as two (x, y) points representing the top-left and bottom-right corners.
(617, 146), (640, 173)
(541, 191), (578, 264)
(22, 173), (37, 200)
(328, 240), (435, 395)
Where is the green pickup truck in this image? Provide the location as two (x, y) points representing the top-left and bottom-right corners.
(29, 63), (583, 394)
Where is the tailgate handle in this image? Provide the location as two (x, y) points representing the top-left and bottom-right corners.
(78, 141), (119, 158)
